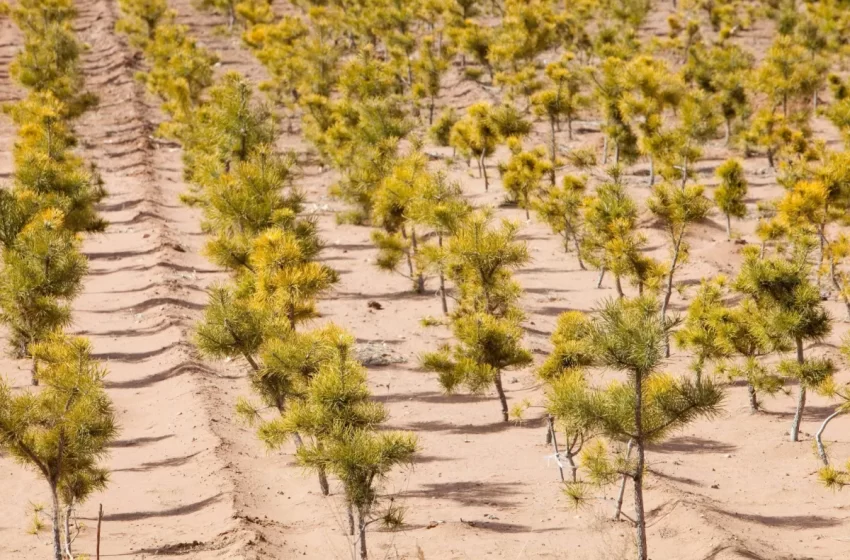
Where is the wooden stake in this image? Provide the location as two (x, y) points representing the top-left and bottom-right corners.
(96, 504), (102, 560)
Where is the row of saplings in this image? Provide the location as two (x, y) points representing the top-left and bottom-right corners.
(115, 1), (417, 558)
(0, 1), (118, 560)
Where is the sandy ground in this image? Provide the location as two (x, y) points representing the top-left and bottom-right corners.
(0, 1), (849, 559)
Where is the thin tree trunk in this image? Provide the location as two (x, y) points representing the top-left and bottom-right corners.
(661, 239), (682, 357)
(438, 236), (448, 314)
(241, 350), (259, 372)
(439, 270), (448, 314)
(96, 504), (102, 560)
(573, 233), (586, 270)
(602, 136), (608, 165)
(64, 504), (74, 560)
(547, 415), (565, 482)
(567, 116), (573, 140)
(790, 337), (806, 443)
(51, 485), (61, 560)
(411, 228), (424, 294)
(596, 268), (606, 289)
(481, 152), (489, 191)
(648, 156), (655, 187)
(348, 502), (355, 536)
(812, 90), (818, 112)
(549, 118), (557, 187)
(317, 467), (330, 496)
(816, 409), (843, 465)
(493, 371), (509, 422)
(613, 440), (634, 520)
(31, 354), (38, 386)
(633, 376), (648, 560)
(401, 228), (415, 285)
(724, 118), (731, 146)
(358, 509), (368, 560)
(725, 213), (732, 239)
(748, 383), (759, 413)
(614, 142), (620, 164)
(565, 451), (578, 483)
(614, 274), (624, 298)
(294, 433), (329, 496)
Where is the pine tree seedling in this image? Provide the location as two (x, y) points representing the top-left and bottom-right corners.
(139, 22), (218, 127)
(430, 108), (459, 154)
(734, 245), (833, 442)
(755, 35), (815, 118)
(250, 228), (339, 329)
(410, 173), (471, 314)
(501, 146), (552, 219)
(116, 0), (174, 50)
(674, 277), (734, 384)
(264, 326), (417, 559)
(715, 159), (748, 239)
(184, 72), (276, 179)
(619, 55), (685, 187)
(237, 325), (351, 496)
(5, 93), (107, 234)
(441, 210), (530, 318)
(412, 36), (452, 125)
(371, 150), (433, 293)
(684, 42), (753, 145)
(533, 174), (587, 268)
(591, 58), (640, 166)
(581, 179), (652, 296)
(556, 297), (723, 560)
(457, 21), (495, 81)
(421, 210), (532, 420)
(0, 209), (88, 385)
(744, 109), (809, 170)
(422, 312), (533, 422)
(0, 334), (117, 560)
(722, 298), (788, 412)
(648, 179), (712, 356)
(531, 53), (588, 174)
(545, 370), (597, 482)
(449, 102), (501, 191)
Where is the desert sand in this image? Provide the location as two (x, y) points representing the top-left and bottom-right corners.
(0, 1), (848, 559)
